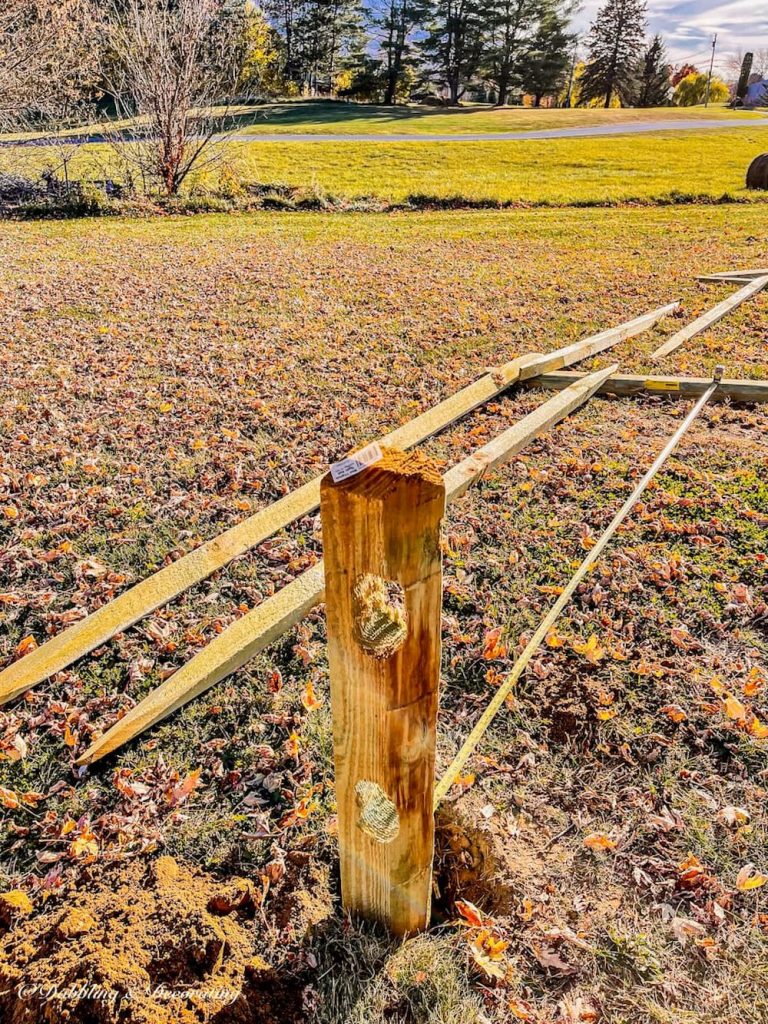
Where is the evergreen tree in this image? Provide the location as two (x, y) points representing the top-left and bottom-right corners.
(484, 0), (539, 107)
(264, 0), (366, 93)
(420, 0), (488, 105)
(579, 0), (646, 108)
(376, 0), (429, 104)
(518, 5), (573, 106)
(633, 33), (670, 106)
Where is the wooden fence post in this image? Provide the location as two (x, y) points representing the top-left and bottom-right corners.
(320, 446), (445, 935)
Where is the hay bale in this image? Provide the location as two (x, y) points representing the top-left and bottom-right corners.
(746, 153), (768, 189)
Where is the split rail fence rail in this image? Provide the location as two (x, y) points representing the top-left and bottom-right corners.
(2, 270), (767, 935)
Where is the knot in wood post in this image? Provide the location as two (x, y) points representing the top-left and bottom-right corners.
(321, 446), (444, 936)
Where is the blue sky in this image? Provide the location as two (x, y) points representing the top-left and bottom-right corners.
(574, 0), (768, 68)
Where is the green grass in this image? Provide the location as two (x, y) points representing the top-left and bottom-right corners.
(4, 126), (768, 209)
(222, 99), (764, 136)
(224, 127), (768, 203)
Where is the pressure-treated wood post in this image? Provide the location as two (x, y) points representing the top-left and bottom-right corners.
(320, 446), (444, 935)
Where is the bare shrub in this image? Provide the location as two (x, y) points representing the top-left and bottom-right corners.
(100, 0), (250, 196)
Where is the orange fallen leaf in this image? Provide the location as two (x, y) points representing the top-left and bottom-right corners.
(596, 708), (618, 721)
(284, 733), (300, 760)
(583, 832), (616, 852)
(660, 704), (687, 723)
(723, 695), (747, 721)
(168, 768), (202, 806)
(301, 680), (322, 711)
(69, 829), (98, 859)
(508, 999), (533, 1021)
(744, 667), (766, 697)
(0, 785), (20, 810)
(456, 899), (494, 928)
(747, 714), (768, 739)
(546, 629), (565, 648)
(14, 635), (38, 659)
(483, 627), (507, 661)
(708, 675), (726, 696)
(572, 635), (605, 665)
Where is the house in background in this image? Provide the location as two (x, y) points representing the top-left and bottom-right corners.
(744, 78), (768, 106)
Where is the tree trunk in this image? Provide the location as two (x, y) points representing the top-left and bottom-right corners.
(496, 71), (509, 106)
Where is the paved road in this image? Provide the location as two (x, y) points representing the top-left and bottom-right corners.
(228, 117), (768, 143)
(5, 117), (767, 149)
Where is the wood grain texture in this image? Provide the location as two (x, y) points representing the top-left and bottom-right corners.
(525, 371), (768, 404)
(321, 448), (444, 934)
(76, 368), (612, 766)
(0, 303), (674, 707)
(651, 277), (768, 359)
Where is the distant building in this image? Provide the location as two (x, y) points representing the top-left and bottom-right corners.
(744, 79), (768, 106)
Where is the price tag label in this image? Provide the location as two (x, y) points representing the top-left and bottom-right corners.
(644, 379), (681, 392)
(330, 442), (383, 483)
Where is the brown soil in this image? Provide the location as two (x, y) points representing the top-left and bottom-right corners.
(0, 854), (333, 1024)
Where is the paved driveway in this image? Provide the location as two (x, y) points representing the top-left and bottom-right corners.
(228, 118), (768, 144)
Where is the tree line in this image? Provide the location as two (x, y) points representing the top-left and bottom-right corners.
(1, 0), (736, 123)
(261, 0), (674, 108)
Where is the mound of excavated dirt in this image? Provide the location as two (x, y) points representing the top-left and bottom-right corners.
(0, 853), (332, 1024)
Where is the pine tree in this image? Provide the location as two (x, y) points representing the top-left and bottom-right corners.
(420, 0), (488, 105)
(579, 0), (646, 108)
(484, 0), (540, 107)
(377, 0), (429, 104)
(518, 6), (573, 106)
(633, 33), (670, 106)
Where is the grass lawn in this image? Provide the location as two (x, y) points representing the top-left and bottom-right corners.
(4, 126), (768, 208)
(226, 127), (768, 203)
(0, 204), (767, 1023)
(222, 99), (764, 135)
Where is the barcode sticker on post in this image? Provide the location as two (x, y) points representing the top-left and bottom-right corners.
(644, 379), (681, 392)
(330, 442), (383, 483)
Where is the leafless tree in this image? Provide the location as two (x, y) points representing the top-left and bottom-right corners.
(100, 0), (250, 196)
(0, 0), (96, 131)
(725, 48), (768, 82)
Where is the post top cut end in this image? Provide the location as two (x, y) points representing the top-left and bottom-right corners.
(322, 445), (444, 495)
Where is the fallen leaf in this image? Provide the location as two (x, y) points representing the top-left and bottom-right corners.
(483, 627), (507, 660)
(533, 944), (577, 975)
(0, 785), (20, 810)
(744, 667), (766, 697)
(736, 863), (768, 892)
(168, 768), (202, 806)
(456, 899), (494, 928)
(724, 694), (747, 721)
(583, 832), (616, 852)
(14, 635), (38, 659)
(572, 635), (605, 665)
(719, 806), (750, 827)
(301, 679), (322, 711)
(671, 916), (707, 946)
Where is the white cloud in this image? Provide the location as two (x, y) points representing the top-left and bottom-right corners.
(573, 0), (768, 67)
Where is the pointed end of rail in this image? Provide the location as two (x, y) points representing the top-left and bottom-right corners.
(75, 726), (123, 767)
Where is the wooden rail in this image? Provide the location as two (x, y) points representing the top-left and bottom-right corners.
(0, 303), (677, 707)
(76, 364), (616, 766)
(524, 371), (768, 404)
(651, 277), (768, 359)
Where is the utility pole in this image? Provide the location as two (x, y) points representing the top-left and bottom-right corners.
(704, 33), (717, 107)
(564, 41), (578, 108)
